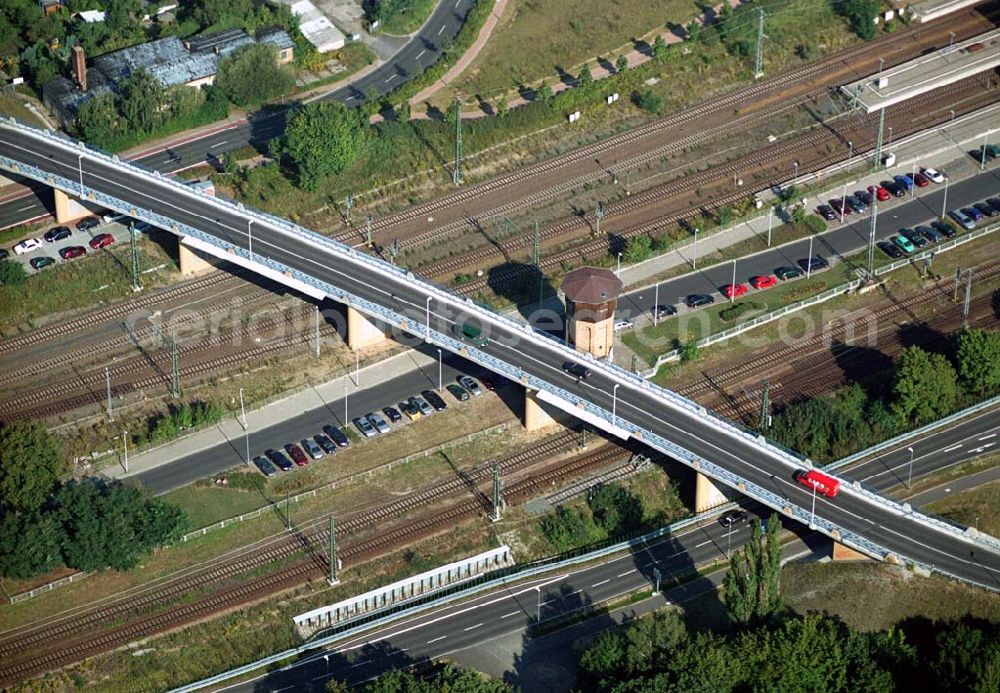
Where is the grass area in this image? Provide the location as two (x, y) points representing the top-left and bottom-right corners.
(926, 479), (1000, 538)
(0, 220), (47, 248)
(0, 242), (177, 334)
(782, 562), (1000, 631)
(378, 0), (437, 35)
(294, 42), (377, 92)
(901, 454), (999, 496)
(160, 483), (270, 530)
(452, 0), (699, 98)
(0, 94), (46, 128)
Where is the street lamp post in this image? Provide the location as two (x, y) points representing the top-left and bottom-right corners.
(247, 219), (253, 261)
(239, 387), (249, 464)
(122, 430), (129, 473)
(437, 348), (443, 391)
(807, 235), (814, 277)
(692, 228), (699, 269)
(425, 296), (432, 343)
(344, 382), (348, 425)
(847, 140), (853, 171)
(982, 132), (989, 172)
(536, 586), (542, 622)
(78, 154), (84, 197)
(887, 126), (893, 149)
(809, 484), (817, 529)
(616, 252), (622, 277)
(949, 109), (955, 140)
(653, 283), (660, 325)
(840, 180), (848, 223)
(793, 160), (799, 183)
(612, 383), (620, 428)
(941, 175), (950, 217)
(726, 523), (733, 559)
(767, 207), (773, 247)
(907, 446), (914, 489)
(729, 259), (736, 303)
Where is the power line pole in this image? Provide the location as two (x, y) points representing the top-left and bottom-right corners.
(872, 107), (886, 171)
(532, 219), (541, 304)
(758, 380), (770, 431)
(390, 238), (401, 264)
(129, 222), (142, 292)
(315, 305), (321, 358)
(327, 514), (340, 585)
(453, 97), (463, 185)
(170, 329), (180, 398)
(365, 213), (373, 248)
(344, 193), (353, 225)
(962, 268), (973, 328)
(753, 8), (765, 79)
(866, 196), (879, 280)
(105, 366), (113, 420)
(491, 462), (504, 522)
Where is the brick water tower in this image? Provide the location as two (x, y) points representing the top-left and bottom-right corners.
(561, 266), (623, 359)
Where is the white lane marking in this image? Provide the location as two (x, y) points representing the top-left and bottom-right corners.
(591, 579), (610, 587)
(385, 74), (397, 83)
(500, 610), (520, 619)
(944, 444), (963, 452)
(426, 636), (447, 644)
(695, 539), (712, 547)
(438, 24), (446, 35)
(979, 433), (996, 441)
(463, 622), (483, 631)
(16, 204), (34, 211)
(416, 49), (426, 60)
(211, 140), (228, 148)
(617, 569), (635, 577)
(346, 95), (356, 101)
(350, 660), (369, 668)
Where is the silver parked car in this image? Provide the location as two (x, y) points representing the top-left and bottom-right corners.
(367, 411), (391, 434)
(301, 438), (324, 459)
(458, 375), (483, 396)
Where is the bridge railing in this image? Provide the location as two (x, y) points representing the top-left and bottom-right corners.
(3, 119), (995, 559)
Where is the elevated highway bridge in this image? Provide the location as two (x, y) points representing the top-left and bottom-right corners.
(1, 119), (998, 590)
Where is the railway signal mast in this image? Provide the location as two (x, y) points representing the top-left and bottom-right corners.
(491, 462), (504, 522)
(453, 97), (463, 185)
(753, 8), (766, 79)
(328, 515), (340, 585)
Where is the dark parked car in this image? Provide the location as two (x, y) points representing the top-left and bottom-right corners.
(973, 202), (998, 218)
(854, 190), (872, 205)
(382, 406), (402, 423)
(284, 443), (309, 466)
(30, 256), (56, 270)
(685, 293), (715, 308)
(931, 221), (957, 238)
(877, 240), (903, 259)
(829, 198), (851, 216)
(893, 174), (913, 191)
(253, 456), (278, 477)
(899, 228), (928, 249)
(915, 225), (942, 243)
(845, 194), (866, 213)
(563, 361), (592, 379)
(76, 216), (100, 232)
(314, 434), (337, 455)
(445, 383), (470, 401)
(43, 226), (71, 242)
(775, 266), (803, 281)
(422, 389), (448, 411)
(59, 245), (86, 259)
(882, 180), (905, 197)
(479, 374), (498, 391)
(816, 204), (837, 221)
(962, 206), (983, 222)
(985, 198), (1000, 214)
(88, 232), (115, 249)
(652, 304), (677, 319)
(265, 448), (293, 472)
(797, 256), (829, 273)
(323, 424), (350, 447)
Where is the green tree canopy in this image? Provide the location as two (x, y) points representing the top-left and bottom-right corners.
(0, 510), (63, 579)
(284, 101), (369, 190)
(840, 0), (879, 41)
(0, 421), (64, 513)
(118, 68), (166, 134)
(216, 43), (295, 108)
(724, 515), (782, 624)
(892, 346), (959, 425)
(954, 328), (1000, 395)
(0, 258), (27, 285)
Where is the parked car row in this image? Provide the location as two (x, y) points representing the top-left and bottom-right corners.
(878, 197), (999, 259)
(815, 167), (946, 222)
(250, 375), (491, 476)
(679, 258), (828, 311)
(4, 216), (115, 271)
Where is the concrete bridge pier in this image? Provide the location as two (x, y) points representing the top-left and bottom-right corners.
(694, 472), (729, 513)
(346, 305), (387, 350)
(178, 238), (216, 276)
(53, 188), (92, 224)
(524, 388), (560, 432)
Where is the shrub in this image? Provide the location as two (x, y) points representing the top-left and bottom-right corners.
(719, 300), (765, 322)
(634, 89), (662, 114)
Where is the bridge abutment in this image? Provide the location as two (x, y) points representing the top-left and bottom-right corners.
(178, 238), (216, 276)
(346, 305), (387, 350)
(53, 188), (92, 224)
(831, 542), (871, 562)
(694, 472), (729, 513)
(524, 388), (559, 431)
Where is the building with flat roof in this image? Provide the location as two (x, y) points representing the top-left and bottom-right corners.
(43, 28), (295, 128)
(840, 28), (1000, 113)
(272, 0), (346, 52)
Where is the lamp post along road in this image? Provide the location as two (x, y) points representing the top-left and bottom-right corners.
(437, 349), (443, 391)
(653, 283), (660, 325)
(612, 383), (620, 428)
(247, 219), (253, 261)
(730, 259), (736, 303)
(239, 387), (250, 464)
(907, 446), (915, 489)
(692, 228), (699, 269)
(122, 430), (129, 473)
(425, 296), (432, 343)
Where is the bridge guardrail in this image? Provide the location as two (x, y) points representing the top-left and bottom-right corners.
(3, 120), (995, 558)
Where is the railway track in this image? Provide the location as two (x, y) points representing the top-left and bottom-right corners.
(331, 7), (995, 252)
(436, 78), (999, 292)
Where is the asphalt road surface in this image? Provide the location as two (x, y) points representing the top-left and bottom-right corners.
(3, 124), (997, 591)
(0, 0), (476, 230)
(614, 167), (1000, 322)
(134, 349), (504, 494)
(219, 409), (999, 692)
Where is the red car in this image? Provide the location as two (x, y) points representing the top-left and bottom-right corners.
(59, 245), (87, 259)
(721, 283), (749, 299)
(89, 233), (115, 249)
(795, 469), (840, 498)
(284, 443), (308, 466)
(750, 275), (777, 290)
(868, 185), (891, 202)
(913, 172), (929, 187)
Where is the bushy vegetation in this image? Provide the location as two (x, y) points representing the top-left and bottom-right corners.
(216, 43), (295, 108)
(837, 0), (880, 41)
(282, 102), (370, 190)
(0, 259), (27, 285)
(718, 300), (765, 322)
(76, 71), (229, 151)
(137, 400), (226, 447)
(345, 664), (511, 692)
(362, 0), (437, 35)
(724, 515), (782, 624)
(771, 333), (999, 461)
(540, 484), (650, 552)
(0, 422), (187, 579)
(578, 607), (1000, 692)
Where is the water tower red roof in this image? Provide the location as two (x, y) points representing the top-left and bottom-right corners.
(561, 266), (623, 304)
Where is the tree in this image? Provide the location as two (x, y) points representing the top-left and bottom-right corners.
(0, 510), (63, 578)
(588, 484), (643, 537)
(679, 341), (700, 363)
(118, 68), (166, 134)
(580, 630), (625, 681)
(76, 91), (121, 146)
(191, 0), (254, 27)
(615, 54), (629, 73)
(535, 83), (553, 103)
(577, 64), (592, 86)
(930, 620), (1000, 692)
(284, 101), (369, 190)
(495, 96), (507, 118)
(216, 43), (294, 107)
(686, 20), (702, 42)
(840, 0), (879, 41)
(724, 515), (782, 624)
(954, 328), (1000, 395)
(0, 258), (27, 285)
(634, 89), (661, 114)
(892, 346), (959, 425)
(652, 35), (667, 61)
(622, 235), (652, 263)
(0, 421), (64, 513)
